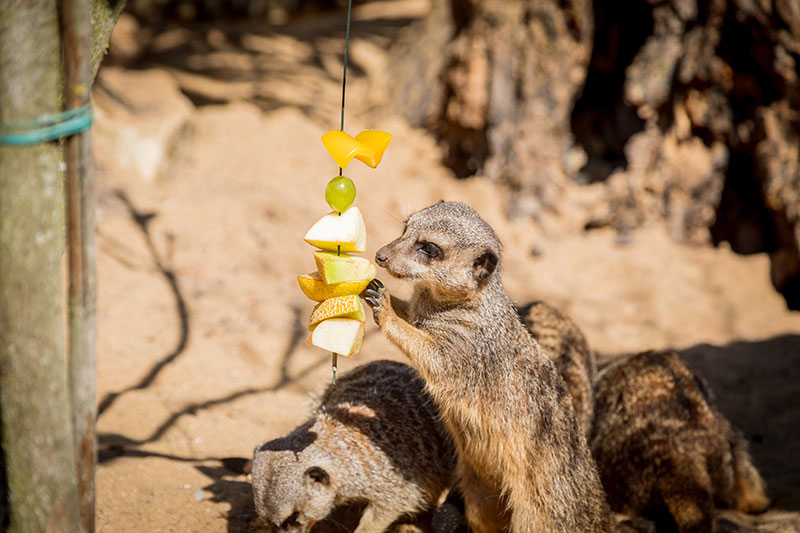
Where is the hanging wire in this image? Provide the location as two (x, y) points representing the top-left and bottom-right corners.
(340, 0), (352, 133)
(332, 0), (354, 384)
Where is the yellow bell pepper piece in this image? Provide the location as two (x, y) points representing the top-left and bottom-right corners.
(321, 129), (392, 169)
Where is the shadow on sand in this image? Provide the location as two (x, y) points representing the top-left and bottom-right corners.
(97, 191), (191, 418)
(99, 7), (421, 121)
(679, 334), (800, 511)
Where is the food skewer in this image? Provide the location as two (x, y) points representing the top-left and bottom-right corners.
(297, 0), (391, 383)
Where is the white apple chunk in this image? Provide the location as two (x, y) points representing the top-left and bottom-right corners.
(308, 318), (365, 356)
(303, 206), (367, 253)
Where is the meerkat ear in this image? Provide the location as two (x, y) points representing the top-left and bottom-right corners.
(473, 250), (498, 282)
(304, 466), (330, 486)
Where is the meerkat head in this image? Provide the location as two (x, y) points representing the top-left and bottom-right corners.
(252, 444), (337, 533)
(376, 201), (502, 302)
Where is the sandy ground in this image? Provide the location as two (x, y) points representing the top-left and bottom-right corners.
(92, 5), (800, 532)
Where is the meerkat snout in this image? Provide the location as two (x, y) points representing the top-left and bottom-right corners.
(375, 248), (390, 267)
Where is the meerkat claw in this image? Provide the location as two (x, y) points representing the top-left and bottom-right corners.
(361, 285), (384, 325)
(363, 297), (381, 325)
(362, 280), (386, 308)
(367, 279), (384, 290)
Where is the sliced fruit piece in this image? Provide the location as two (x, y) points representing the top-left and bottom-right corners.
(325, 176), (356, 213)
(308, 318), (365, 356)
(303, 206), (367, 253)
(314, 251), (376, 285)
(321, 129), (393, 169)
(309, 295), (365, 329)
(297, 272), (372, 302)
(353, 130), (392, 168)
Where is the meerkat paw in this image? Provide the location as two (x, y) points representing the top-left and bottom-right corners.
(362, 279), (391, 326)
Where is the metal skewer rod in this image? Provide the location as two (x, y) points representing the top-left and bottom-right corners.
(331, 0), (353, 385)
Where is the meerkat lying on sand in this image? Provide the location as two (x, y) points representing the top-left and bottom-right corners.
(590, 350), (770, 532)
(251, 360), (454, 533)
(363, 201), (613, 533)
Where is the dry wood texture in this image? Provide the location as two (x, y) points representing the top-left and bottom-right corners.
(389, 0), (800, 308)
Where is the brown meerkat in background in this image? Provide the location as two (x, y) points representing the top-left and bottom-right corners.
(251, 360), (455, 533)
(516, 301), (596, 436)
(363, 201), (614, 533)
(590, 350), (770, 532)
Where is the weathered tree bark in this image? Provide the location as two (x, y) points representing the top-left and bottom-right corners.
(0, 2), (81, 532)
(1, 419), (7, 529)
(387, 0), (455, 129)
(389, 0), (800, 308)
(63, 0), (97, 531)
(391, 0), (594, 222)
(579, 0), (800, 308)
(91, 0), (128, 79)
(0, 0), (124, 530)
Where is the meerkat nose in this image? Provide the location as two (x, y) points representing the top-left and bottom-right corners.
(375, 249), (389, 266)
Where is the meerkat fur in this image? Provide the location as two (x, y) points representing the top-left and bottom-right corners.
(590, 350), (770, 532)
(364, 201), (614, 533)
(251, 360), (455, 533)
(517, 301), (596, 436)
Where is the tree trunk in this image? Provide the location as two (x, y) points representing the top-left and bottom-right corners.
(90, 0), (128, 79)
(388, 0), (800, 308)
(0, 1), (81, 532)
(390, 0), (594, 219)
(63, 0), (97, 530)
(0, 0), (124, 530)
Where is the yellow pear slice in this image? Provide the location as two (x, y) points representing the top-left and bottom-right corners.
(303, 206), (367, 253)
(309, 295), (365, 329)
(314, 251), (376, 285)
(353, 130), (392, 168)
(321, 130), (392, 169)
(308, 318), (365, 356)
(297, 272), (371, 302)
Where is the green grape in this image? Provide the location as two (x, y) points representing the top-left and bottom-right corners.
(325, 176), (356, 213)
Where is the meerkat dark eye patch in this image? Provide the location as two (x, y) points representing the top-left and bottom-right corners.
(416, 241), (443, 259)
(473, 250), (498, 282)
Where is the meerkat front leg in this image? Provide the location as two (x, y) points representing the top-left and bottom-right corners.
(363, 280), (444, 380)
(389, 293), (410, 322)
(459, 464), (510, 533)
(353, 503), (401, 533)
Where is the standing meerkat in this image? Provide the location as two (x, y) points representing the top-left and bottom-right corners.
(363, 201), (614, 533)
(251, 360), (455, 533)
(432, 302), (599, 532)
(517, 301), (596, 436)
(590, 350), (770, 532)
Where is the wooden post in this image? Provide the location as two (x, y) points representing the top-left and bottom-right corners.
(0, 1), (81, 531)
(62, 0), (96, 531)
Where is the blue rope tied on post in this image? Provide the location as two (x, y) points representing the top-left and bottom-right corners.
(0, 104), (92, 145)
